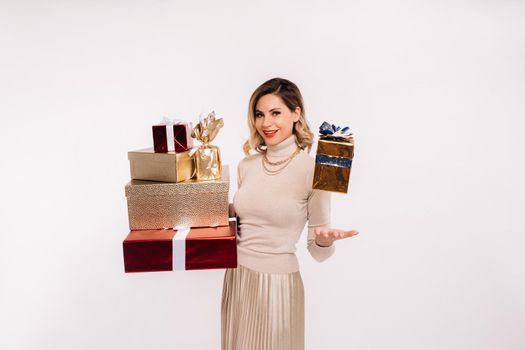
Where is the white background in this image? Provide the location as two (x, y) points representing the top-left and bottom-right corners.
(1, 1), (524, 349)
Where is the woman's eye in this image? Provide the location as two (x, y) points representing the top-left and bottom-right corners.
(255, 113), (263, 118)
(272, 111), (280, 116)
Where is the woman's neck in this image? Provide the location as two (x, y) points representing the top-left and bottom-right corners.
(266, 134), (298, 158)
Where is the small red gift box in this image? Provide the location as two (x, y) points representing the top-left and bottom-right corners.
(152, 120), (193, 153)
(123, 218), (237, 273)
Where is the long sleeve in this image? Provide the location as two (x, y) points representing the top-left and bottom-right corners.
(230, 161), (244, 217)
(306, 188), (335, 262)
(237, 160), (243, 189)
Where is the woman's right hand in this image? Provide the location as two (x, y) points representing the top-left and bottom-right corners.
(228, 203), (236, 217)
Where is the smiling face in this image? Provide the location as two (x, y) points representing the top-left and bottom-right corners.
(254, 93), (301, 147)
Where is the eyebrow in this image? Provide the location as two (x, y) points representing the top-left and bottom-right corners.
(255, 107), (281, 113)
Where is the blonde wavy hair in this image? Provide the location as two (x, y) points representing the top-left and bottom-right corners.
(242, 78), (315, 156)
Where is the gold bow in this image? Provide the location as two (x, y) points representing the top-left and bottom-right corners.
(191, 111), (224, 145)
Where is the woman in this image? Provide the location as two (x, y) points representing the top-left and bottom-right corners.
(221, 78), (359, 349)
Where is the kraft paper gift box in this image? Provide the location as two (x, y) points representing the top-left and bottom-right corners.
(123, 217), (238, 273)
(312, 122), (354, 194)
(125, 165), (230, 230)
(152, 119), (193, 153)
(128, 148), (194, 183)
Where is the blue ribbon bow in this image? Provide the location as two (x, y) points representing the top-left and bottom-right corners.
(319, 121), (352, 140)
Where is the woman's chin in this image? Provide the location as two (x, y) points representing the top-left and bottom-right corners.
(264, 137), (282, 146)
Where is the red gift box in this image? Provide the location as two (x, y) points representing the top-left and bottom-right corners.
(123, 218), (237, 273)
(152, 121), (193, 153)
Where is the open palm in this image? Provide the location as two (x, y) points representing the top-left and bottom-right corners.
(314, 227), (359, 247)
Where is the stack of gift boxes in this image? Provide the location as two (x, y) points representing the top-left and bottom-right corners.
(122, 113), (238, 273)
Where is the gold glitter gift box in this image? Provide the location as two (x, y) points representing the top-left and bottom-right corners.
(128, 148), (194, 183)
(125, 165), (230, 230)
(312, 136), (354, 194)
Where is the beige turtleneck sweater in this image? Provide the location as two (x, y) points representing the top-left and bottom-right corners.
(233, 133), (335, 273)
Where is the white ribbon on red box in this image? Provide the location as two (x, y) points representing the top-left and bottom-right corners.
(159, 117), (186, 152)
(172, 226), (190, 271)
(170, 218), (236, 271)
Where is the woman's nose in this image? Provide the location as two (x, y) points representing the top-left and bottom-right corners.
(262, 116), (273, 127)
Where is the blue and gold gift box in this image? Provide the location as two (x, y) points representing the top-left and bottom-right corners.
(312, 122), (354, 194)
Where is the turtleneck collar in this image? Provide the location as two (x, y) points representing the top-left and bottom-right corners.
(266, 133), (300, 158)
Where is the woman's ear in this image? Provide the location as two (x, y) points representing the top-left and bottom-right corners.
(293, 107), (301, 122)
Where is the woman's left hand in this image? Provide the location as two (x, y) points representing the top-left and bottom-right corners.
(314, 227), (359, 247)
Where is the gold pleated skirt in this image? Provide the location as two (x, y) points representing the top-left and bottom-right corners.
(221, 265), (305, 350)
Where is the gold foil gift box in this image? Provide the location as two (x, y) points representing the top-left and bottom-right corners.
(128, 148), (194, 183)
(312, 122), (354, 194)
(190, 111), (224, 181)
(125, 165), (230, 230)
